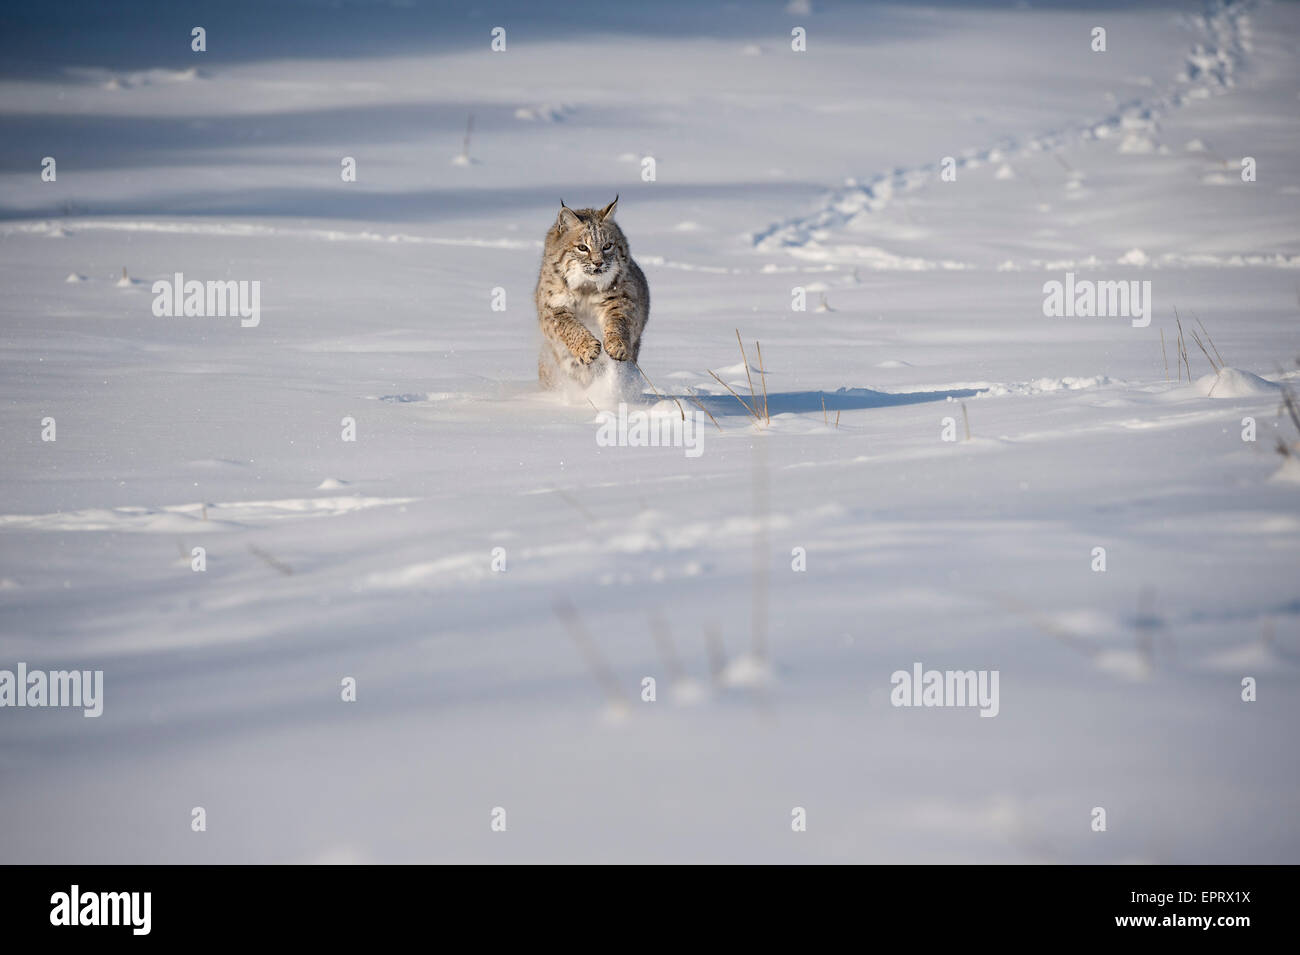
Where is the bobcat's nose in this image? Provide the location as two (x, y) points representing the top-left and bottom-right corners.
(590, 257), (603, 268)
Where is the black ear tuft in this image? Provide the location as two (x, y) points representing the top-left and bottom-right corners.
(598, 195), (619, 221)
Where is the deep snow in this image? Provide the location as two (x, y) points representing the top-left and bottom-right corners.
(0, 0), (1297, 863)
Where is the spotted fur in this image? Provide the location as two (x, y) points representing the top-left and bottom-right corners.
(535, 196), (649, 388)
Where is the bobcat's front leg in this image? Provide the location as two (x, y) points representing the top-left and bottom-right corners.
(598, 296), (636, 362)
(542, 307), (601, 365)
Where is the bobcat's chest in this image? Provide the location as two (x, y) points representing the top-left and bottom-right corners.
(568, 291), (606, 337)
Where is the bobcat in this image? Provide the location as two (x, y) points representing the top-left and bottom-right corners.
(535, 196), (649, 389)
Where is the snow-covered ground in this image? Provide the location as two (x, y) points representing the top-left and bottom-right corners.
(1, 0), (1297, 863)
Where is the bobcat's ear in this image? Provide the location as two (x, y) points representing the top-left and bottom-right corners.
(557, 201), (581, 230)
(597, 195), (619, 221)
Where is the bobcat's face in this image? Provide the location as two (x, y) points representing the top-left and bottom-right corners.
(555, 198), (626, 291)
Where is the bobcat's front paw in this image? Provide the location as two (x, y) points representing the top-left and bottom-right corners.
(604, 334), (631, 362)
(572, 333), (602, 365)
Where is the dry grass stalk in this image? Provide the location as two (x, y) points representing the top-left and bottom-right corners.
(633, 361), (684, 420)
(1194, 315), (1225, 368)
(1190, 329), (1219, 374)
(249, 545), (292, 576)
(735, 329), (757, 411)
(1175, 311), (1192, 381)
(961, 402), (971, 441)
(1160, 329), (1170, 382)
(707, 369), (761, 422)
(685, 388), (723, 432)
(755, 340), (770, 424)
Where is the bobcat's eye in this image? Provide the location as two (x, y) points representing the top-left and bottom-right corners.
(602, 242), (613, 251)
(576, 244), (589, 253)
